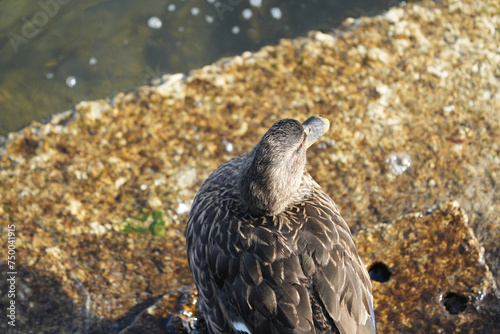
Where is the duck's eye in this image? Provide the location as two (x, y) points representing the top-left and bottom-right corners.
(298, 135), (306, 150)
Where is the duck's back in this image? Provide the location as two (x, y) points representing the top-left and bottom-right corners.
(186, 154), (376, 334)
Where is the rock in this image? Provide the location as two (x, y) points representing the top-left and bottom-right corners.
(0, 0), (498, 332)
(357, 202), (499, 333)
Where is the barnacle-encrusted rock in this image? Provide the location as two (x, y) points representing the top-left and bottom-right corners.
(0, 0), (498, 332)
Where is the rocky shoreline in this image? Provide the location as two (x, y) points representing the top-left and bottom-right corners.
(1, 0), (499, 332)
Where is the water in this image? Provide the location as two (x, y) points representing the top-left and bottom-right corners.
(0, 0), (406, 136)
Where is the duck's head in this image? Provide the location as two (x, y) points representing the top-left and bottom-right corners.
(239, 115), (330, 216)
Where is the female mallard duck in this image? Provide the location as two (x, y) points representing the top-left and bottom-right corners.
(186, 116), (376, 334)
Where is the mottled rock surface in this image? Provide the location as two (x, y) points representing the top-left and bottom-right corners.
(360, 202), (499, 333)
(0, 0), (499, 332)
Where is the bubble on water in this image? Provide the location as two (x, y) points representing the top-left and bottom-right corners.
(66, 76), (76, 88)
(205, 15), (214, 24)
(386, 152), (411, 175)
(46, 73), (54, 80)
(207, 0), (215, 3)
(231, 25), (240, 34)
(249, 0), (262, 8)
(191, 7), (200, 16)
(147, 16), (162, 29)
(242, 8), (253, 19)
(89, 57), (97, 65)
(167, 4), (176, 12)
(270, 7), (282, 20)
(178, 26), (185, 32)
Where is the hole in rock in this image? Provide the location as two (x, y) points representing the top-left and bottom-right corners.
(368, 262), (391, 283)
(442, 292), (468, 314)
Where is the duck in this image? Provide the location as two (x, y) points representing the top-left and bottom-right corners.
(186, 115), (376, 334)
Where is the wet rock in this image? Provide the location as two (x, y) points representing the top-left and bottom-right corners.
(0, 0), (499, 332)
(357, 201), (500, 333)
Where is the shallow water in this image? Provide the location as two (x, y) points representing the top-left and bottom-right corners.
(0, 0), (405, 136)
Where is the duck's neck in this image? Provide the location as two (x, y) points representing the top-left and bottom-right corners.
(238, 150), (305, 216)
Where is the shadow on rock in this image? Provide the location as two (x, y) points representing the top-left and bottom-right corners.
(0, 265), (167, 333)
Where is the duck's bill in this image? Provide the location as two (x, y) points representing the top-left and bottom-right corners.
(302, 115), (330, 148)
